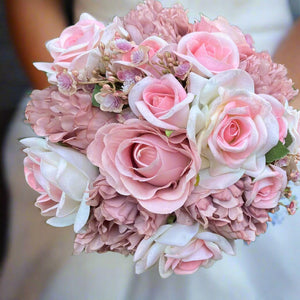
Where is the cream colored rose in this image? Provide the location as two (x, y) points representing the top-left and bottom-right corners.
(21, 137), (98, 232)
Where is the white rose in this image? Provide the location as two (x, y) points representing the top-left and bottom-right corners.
(21, 137), (98, 232)
(284, 103), (300, 154)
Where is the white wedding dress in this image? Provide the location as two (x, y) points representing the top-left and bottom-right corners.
(1, 1), (300, 299)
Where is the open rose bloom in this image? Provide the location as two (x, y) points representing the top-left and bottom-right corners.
(21, 0), (299, 277)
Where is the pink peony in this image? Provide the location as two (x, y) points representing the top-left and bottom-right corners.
(25, 87), (114, 153)
(74, 195), (167, 255)
(239, 52), (298, 103)
(74, 211), (143, 255)
(184, 177), (270, 243)
(100, 196), (138, 225)
(88, 174), (118, 203)
(128, 74), (194, 130)
(87, 119), (200, 214)
(122, 0), (190, 44)
(88, 175), (168, 237)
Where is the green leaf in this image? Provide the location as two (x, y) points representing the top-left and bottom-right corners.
(92, 84), (101, 107)
(194, 173), (200, 186)
(165, 130), (174, 137)
(265, 141), (289, 164)
(284, 131), (293, 148)
(167, 214), (176, 224)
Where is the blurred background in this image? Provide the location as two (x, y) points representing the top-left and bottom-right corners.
(0, 0), (30, 266)
(0, 0), (74, 268)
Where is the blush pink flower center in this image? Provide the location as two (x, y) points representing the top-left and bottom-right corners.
(133, 143), (157, 167)
(143, 85), (176, 114)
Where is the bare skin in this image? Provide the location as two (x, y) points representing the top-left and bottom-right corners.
(4, 0), (67, 89)
(273, 18), (300, 109)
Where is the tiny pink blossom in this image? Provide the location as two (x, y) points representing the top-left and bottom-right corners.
(56, 71), (77, 95)
(287, 200), (297, 215)
(115, 38), (134, 52)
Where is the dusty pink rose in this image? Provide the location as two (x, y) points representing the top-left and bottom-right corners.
(87, 119), (200, 214)
(244, 166), (287, 209)
(122, 0), (190, 44)
(134, 223), (235, 277)
(192, 16), (254, 59)
(177, 31), (240, 76)
(25, 87), (114, 153)
(129, 74), (194, 130)
(239, 52), (298, 103)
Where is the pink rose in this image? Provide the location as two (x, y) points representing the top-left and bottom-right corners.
(207, 94), (276, 169)
(192, 16), (254, 59)
(47, 13), (104, 67)
(162, 239), (214, 275)
(188, 70), (279, 189)
(177, 31), (239, 77)
(134, 223), (235, 278)
(87, 119), (200, 214)
(34, 13), (105, 82)
(244, 165), (287, 209)
(129, 74), (194, 130)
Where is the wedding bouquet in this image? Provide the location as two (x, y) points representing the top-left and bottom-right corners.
(21, 0), (299, 278)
